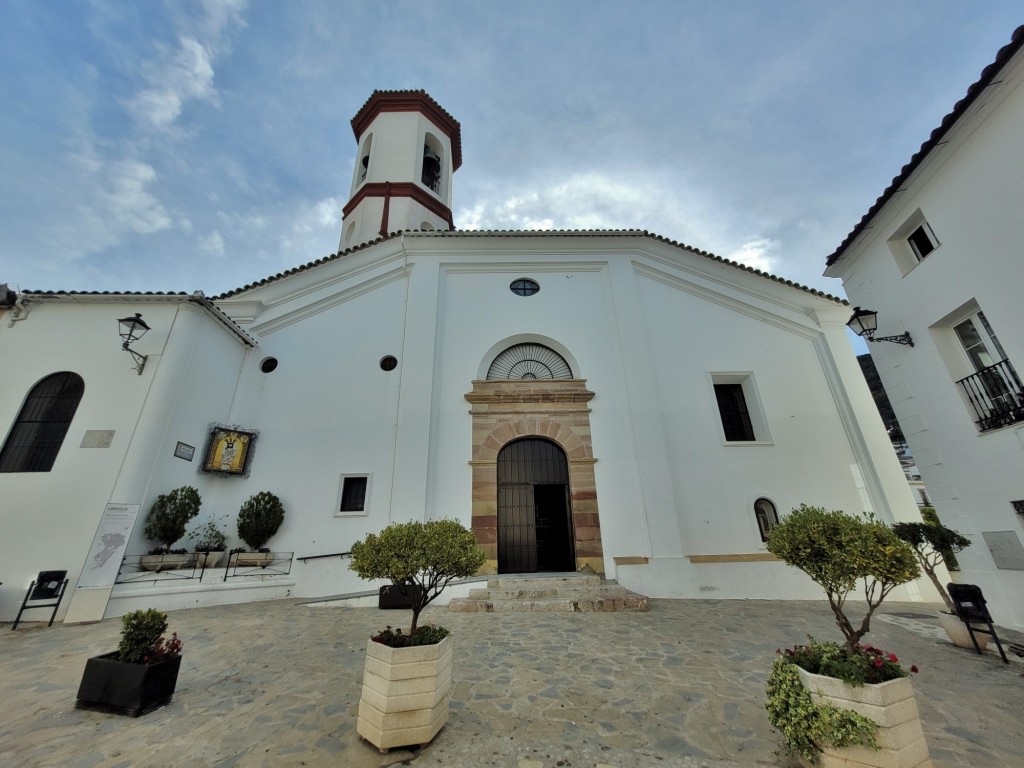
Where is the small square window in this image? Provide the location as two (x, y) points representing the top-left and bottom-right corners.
(339, 476), (368, 514)
(907, 225), (936, 261)
(886, 209), (940, 275)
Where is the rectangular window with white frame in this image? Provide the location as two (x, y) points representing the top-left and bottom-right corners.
(337, 474), (371, 516)
(710, 372), (772, 444)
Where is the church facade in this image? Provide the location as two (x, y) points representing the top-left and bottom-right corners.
(0, 91), (929, 623)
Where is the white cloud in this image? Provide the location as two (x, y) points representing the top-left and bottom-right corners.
(200, 230), (225, 257)
(277, 196), (343, 256)
(104, 160), (173, 234)
(131, 37), (218, 128)
(726, 237), (780, 273)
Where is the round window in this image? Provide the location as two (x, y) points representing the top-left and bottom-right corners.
(379, 355), (398, 372)
(510, 278), (540, 296)
(260, 357), (278, 373)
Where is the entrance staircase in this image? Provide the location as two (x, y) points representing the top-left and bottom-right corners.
(448, 573), (649, 613)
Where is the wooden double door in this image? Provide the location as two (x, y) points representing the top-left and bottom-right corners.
(497, 438), (575, 573)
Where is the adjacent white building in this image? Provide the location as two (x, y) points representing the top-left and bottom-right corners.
(1, 90), (928, 624)
(825, 27), (1024, 630)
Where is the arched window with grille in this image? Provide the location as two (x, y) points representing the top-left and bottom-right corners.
(0, 372), (84, 473)
(754, 497), (780, 542)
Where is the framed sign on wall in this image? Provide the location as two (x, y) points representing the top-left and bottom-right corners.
(200, 425), (259, 477)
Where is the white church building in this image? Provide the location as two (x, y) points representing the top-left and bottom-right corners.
(0, 90), (929, 624)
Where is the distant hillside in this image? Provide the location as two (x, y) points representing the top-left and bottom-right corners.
(857, 354), (902, 440)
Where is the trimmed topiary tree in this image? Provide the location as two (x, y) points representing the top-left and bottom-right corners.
(143, 486), (201, 551)
(767, 504), (920, 655)
(349, 518), (486, 637)
(237, 491), (285, 550)
(892, 520), (971, 613)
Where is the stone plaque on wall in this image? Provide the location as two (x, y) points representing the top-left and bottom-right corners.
(80, 430), (115, 448)
(982, 531), (1024, 571)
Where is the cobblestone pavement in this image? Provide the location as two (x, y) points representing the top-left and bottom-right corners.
(1, 598), (1022, 768)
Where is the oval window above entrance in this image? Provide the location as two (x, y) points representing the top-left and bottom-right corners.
(486, 343), (573, 380)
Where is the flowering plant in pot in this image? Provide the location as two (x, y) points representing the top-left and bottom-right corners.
(141, 486), (201, 570)
(349, 518), (485, 752)
(76, 609), (183, 717)
(234, 491), (284, 567)
(764, 505), (928, 767)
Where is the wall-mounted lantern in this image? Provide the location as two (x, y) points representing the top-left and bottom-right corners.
(846, 307), (914, 347)
(117, 313), (151, 374)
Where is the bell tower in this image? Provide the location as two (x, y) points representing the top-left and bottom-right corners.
(339, 90), (462, 251)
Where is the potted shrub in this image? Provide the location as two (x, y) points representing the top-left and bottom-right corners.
(234, 491), (285, 567)
(76, 609), (183, 717)
(141, 486), (201, 571)
(188, 515), (229, 569)
(892, 519), (977, 648)
(349, 518), (485, 753)
(765, 504), (929, 768)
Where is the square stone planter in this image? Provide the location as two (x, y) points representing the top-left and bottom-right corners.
(796, 666), (932, 768)
(356, 634), (452, 752)
(76, 652), (182, 717)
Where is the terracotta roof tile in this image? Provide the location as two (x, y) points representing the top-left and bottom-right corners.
(214, 229), (845, 305)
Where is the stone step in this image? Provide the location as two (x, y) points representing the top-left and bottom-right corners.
(448, 573), (649, 614)
(486, 574), (603, 589)
(468, 585), (631, 600)
(448, 593), (650, 613)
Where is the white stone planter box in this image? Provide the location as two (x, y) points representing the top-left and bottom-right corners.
(796, 666), (932, 768)
(937, 610), (988, 651)
(356, 634), (452, 752)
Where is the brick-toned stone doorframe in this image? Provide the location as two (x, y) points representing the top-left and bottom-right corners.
(466, 379), (604, 575)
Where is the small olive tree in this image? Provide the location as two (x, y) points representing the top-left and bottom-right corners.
(143, 486), (201, 551)
(892, 521), (971, 613)
(349, 518), (486, 635)
(767, 504), (919, 655)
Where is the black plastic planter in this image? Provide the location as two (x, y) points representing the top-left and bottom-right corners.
(76, 652), (182, 717)
(378, 584), (426, 609)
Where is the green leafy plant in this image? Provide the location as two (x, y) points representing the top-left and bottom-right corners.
(188, 515), (229, 552)
(781, 638), (918, 686)
(765, 654), (878, 764)
(892, 520), (971, 613)
(371, 624), (450, 647)
(116, 609), (182, 665)
(237, 491), (285, 550)
(349, 518), (486, 641)
(143, 486), (202, 552)
(767, 504), (919, 655)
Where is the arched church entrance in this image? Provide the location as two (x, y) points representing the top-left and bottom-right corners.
(466, 339), (605, 576)
(497, 438), (575, 573)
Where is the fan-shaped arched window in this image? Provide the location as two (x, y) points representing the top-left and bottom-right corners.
(486, 344), (572, 380)
(0, 372), (84, 473)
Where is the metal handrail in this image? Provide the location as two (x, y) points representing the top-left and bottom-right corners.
(297, 551), (351, 563)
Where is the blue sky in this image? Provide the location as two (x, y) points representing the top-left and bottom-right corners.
(1, 1), (1020, 321)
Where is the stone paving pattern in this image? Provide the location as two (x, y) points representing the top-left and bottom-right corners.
(1, 598), (1022, 768)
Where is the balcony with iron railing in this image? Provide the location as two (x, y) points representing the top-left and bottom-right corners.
(956, 359), (1024, 432)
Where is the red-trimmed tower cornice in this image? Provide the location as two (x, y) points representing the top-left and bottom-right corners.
(351, 90), (463, 171)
